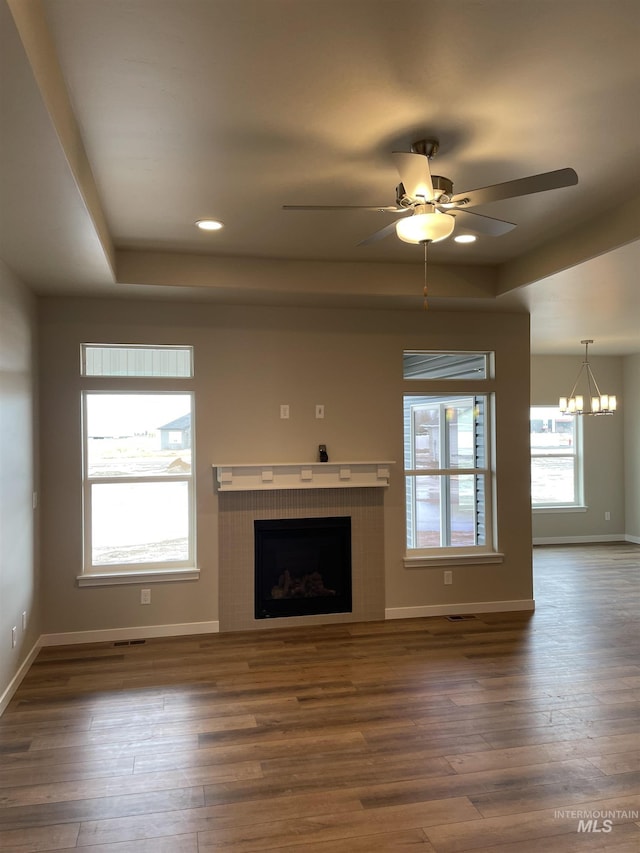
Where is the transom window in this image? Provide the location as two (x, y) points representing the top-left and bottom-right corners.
(403, 351), (490, 380)
(81, 344), (193, 377)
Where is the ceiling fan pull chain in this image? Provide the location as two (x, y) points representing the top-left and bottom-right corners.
(423, 240), (429, 310)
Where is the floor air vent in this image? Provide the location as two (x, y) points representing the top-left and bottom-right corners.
(113, 639), (147, 646)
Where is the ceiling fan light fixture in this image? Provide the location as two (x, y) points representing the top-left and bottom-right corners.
(395, 204), (455, 244)
(454, 234), (477, 244)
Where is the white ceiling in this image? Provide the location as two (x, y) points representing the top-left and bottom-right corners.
(1, 0), (638, 355)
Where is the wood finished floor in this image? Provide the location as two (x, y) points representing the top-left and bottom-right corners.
(1, 543), (639, 852)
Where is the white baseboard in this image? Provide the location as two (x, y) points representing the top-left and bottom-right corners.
(0, 639), (42, 716)
(385, 599), (535, 620)
(533, 534), (626, 545)
(626, 534), (640, 545)
(40, 620), (220, 647)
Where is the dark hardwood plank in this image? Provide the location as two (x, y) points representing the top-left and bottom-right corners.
(59, 835), (199, 853)
(76, 790), (365, 847)
(0, 822), (80, 852)
(195, 796), (480, 851)
(0, 542), (637, 852)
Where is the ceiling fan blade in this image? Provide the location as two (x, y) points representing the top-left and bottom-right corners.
(448, 208), (517, 236)
(392, 152), (434, 202)
(357, 220), (400, 246)
(450, 167), (578, 208)
(283, 204), (402, 212)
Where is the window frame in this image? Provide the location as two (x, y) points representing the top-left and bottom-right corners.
(403, 390), (501, 567)
(78, 346), (198, 587)
(530, 405), (585, 512)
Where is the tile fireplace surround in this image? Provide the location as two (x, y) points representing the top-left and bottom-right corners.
(215, 463), (391, 632)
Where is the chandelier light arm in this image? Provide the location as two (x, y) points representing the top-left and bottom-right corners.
(585, 364), (602, 398)
(567, 362), (587, 400)
(583, 340), (599, 400)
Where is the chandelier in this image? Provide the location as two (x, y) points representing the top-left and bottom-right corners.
(559, 340), (617, 415)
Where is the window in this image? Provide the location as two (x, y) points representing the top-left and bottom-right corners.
(82, 344), (193, 377)
(530, 405), (582, 508)
(79, 346), (196, 585)
(404, 394), (493, 557)
(403, 351), (490, 380)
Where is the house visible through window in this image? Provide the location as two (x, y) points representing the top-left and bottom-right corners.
(402, 350), (496, 561)
(404, 394), (492, 554)
(402, 350), (502, 565)
(403, 351), (489, 380)
(80, 345), (196, 582)
(530, 405), (582, 508)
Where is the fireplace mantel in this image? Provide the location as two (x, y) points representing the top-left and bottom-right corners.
(213, 461), (394, 492)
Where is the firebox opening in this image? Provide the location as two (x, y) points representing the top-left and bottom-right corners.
(254, 516), (352, 619)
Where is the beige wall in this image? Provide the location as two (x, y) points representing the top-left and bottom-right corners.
(531, 355), (626, 542)
(624, 354), (640, 542)
(38, 296), (533, 636)
(0, 260), (40, 710)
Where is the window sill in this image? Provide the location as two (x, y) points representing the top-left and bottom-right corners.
(77, 568), (200, 587)
(532, 506), (587, 514)
(404, 552), (504, 568)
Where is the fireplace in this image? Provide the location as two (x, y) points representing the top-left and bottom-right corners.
(254, 516), (352, 619)
(216, 464), (389, 632)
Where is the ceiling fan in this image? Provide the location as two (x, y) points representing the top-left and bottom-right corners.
(283, 139), (578, 247)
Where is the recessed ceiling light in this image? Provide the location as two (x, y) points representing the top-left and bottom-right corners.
(454, 234), (476, 244)
(195, 219), (224, 231)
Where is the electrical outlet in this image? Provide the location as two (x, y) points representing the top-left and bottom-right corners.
(605, 511), (611, 521)
(11, 627), (17, 648)
(315, 404), (325, 419)
(444, 570), (453, 585)
(280, 404), (290, 419)
(140, 589), (151, 605)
